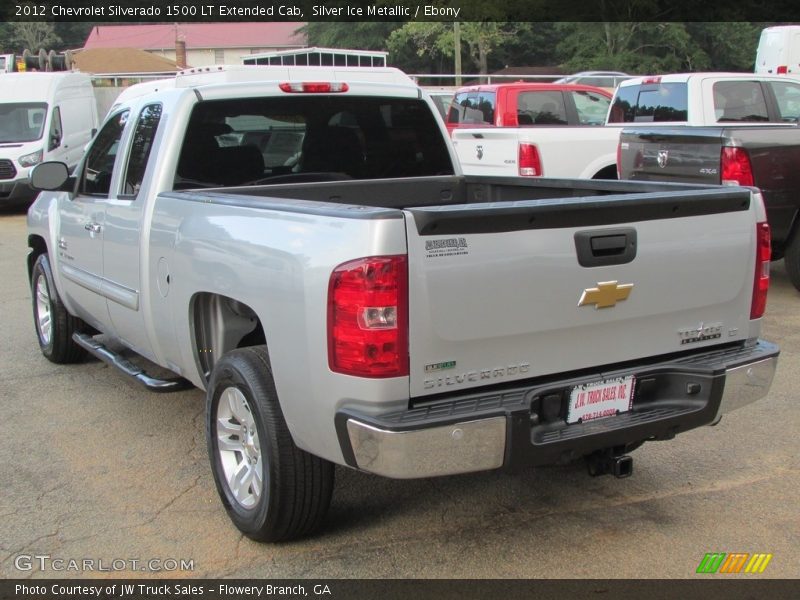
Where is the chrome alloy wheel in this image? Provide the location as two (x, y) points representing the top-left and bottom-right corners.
(35, 274), (52, 346)
(216, 387), (264, 509)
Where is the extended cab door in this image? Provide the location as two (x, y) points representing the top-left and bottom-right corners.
(57, 109), (129, 331)
(102, 103), (163, 357)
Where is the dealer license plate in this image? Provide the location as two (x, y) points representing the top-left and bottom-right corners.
(567, 375), (634, 424)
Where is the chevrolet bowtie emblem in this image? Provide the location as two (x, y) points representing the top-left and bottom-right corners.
(579, 281), (634, 309)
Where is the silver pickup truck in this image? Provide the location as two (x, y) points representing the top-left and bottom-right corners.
(26, 66), (779, 542)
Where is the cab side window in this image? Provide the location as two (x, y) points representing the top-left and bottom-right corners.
(570, 90), (611, 125)
(80, 110), (129, 197)
(48, 107), (62, 151)
(518, 91), (568, 125)
(713, 81), (769, 122)
(122, 104), (162, 198)
(770, 81), (800, 122)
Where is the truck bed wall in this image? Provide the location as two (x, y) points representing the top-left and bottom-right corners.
(174, 175), (724, 211)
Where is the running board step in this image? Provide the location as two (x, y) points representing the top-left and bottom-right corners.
(72, 333), (192, 393)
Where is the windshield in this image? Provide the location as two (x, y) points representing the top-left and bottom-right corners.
(0, 102), (47, 143)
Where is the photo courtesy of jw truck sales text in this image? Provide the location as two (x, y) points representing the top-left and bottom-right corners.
(22, 60), (779, 543)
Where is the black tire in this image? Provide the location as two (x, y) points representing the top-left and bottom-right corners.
(784, 234), (800, 291)
(31, 253), (87, 364)
(206, 346), (334, 542)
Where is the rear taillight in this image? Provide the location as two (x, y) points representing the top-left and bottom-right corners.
(721, 146), (754, 186)
(328, 256), (408, 378)
(518, 143), (542, 176)
(279, 82), (349, 93)
(751, 222), (771, 319)
(777, 65), (788, 74)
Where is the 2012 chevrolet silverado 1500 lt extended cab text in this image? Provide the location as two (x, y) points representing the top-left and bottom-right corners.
(26, 66), (779, 541)
(617, 73), (800, 290)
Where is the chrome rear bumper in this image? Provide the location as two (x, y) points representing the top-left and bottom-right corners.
(340, 341), (779, 479)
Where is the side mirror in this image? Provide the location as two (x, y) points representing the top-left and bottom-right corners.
(30, 161), (70, 191)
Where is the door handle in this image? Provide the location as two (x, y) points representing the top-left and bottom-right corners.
(574, 228), (637, 267)
(84, 222), (102, 234)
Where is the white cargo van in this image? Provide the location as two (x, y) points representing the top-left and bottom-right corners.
(0, 72), (97, 206)
(755, 25), (800, 75)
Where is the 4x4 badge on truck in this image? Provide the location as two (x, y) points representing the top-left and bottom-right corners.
(658, 150), (669, 168)
(579, 281), (634, 309)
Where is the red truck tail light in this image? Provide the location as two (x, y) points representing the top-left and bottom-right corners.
(721, 146), (754, 186)
(279, 82), (349, 93)
(518, 143), (542, 176)
(777, 65), (788, 74)
(751, 222), (771, 319)
(328, 256), (408, 378)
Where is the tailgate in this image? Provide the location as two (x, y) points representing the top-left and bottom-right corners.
(403, 188), (757, 398)
(454, 127), (621, 179)
(452, 128), (521, 176)
(619, 127), (723, 184)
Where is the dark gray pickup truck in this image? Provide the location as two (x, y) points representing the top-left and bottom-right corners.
(617, 74), (800, 289)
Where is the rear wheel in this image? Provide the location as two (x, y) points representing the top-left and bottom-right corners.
(31, 253), (87, 364)
(206, 346), (334, 542)
(784, 234), (800, 291)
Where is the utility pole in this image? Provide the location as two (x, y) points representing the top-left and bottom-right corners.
(454, 22), (462, 86)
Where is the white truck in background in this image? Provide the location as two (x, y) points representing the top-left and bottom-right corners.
(450, 82), (621, 180)
(0, 72), (97, 207)
(454, 71), (800, 181)
(0, 54), (15, 73)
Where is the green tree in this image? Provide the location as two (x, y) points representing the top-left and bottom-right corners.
(301, 22), (400, 50)
(387, 22), (524, 76)
(685, 22), (764, 72)
(556, 22), (710, 73)
(493, 23), (561, 69)
(8, 21), (61, 53)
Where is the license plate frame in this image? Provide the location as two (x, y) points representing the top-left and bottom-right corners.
(567, 375), (635, 425)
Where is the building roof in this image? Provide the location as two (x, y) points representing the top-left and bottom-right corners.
(72, 48), (179, 74)
(83, 23), (306, 51)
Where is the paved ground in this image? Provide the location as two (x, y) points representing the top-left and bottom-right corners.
(1, 210), (798, 579)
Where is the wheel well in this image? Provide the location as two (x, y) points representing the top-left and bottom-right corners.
(192, 293), (265, 381)
(592, 165), (618, 180)
(27, 235), (48, 281)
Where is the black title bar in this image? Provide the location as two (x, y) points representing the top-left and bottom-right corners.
(2, 0), (800, 22)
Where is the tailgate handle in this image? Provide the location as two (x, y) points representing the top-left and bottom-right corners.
(575, 228), (637, 267)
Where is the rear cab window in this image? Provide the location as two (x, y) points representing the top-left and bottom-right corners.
(175, 96), (454, 189)
(608, 81), (688, 123)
